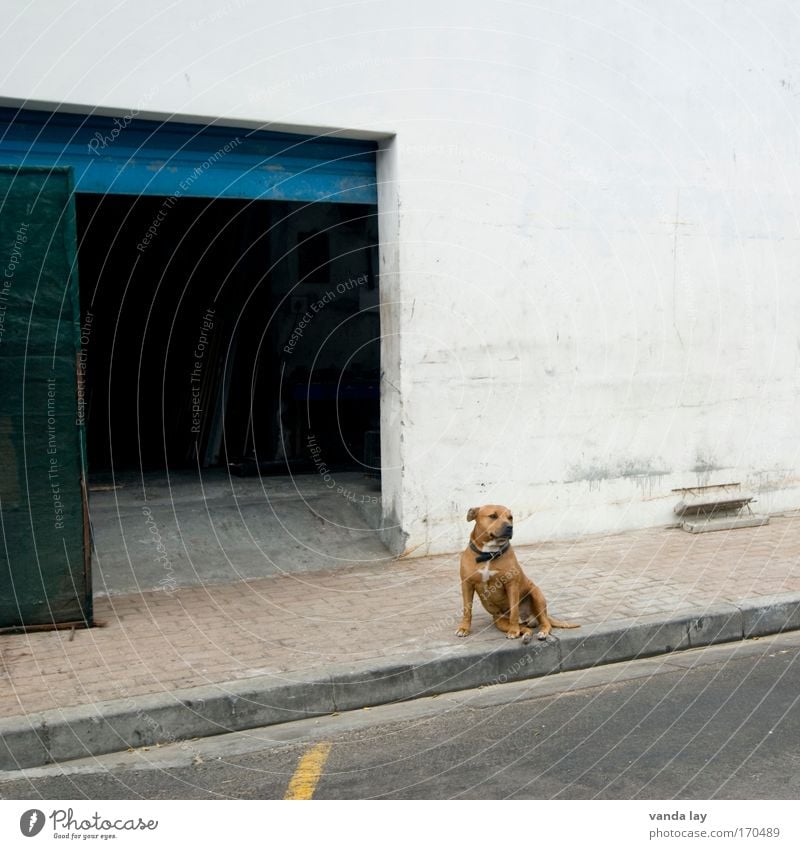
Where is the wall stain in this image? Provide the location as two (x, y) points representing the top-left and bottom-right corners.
(566, 459), (671, 495)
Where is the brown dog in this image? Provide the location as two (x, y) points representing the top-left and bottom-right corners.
(456, 504), (579, 641)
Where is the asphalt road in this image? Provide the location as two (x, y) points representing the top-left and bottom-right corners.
(2, 631), (799, 800)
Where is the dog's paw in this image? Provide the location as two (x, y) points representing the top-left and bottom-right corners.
(506, 629), (522, 639)
(537, 630), (549, 641)
(521, 630), (533, 645)
(455, 627), (471, 638)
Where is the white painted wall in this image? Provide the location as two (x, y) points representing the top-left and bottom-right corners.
(3, 0), (800, 555)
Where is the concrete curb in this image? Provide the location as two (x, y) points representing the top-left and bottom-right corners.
(2, 592), (799, 770)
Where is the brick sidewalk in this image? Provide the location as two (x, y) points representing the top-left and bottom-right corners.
(2, 515), (800, 720)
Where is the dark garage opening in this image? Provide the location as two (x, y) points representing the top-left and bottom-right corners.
(75, 193), (381, 477)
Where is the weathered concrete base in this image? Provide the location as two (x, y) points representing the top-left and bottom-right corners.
(681, 514), (770, 533)
(2, 592), (799, 771)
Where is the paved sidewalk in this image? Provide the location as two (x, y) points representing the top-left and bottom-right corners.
(2, 514), (800, 767)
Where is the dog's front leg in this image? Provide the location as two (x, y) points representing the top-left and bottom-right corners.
(505, 581), (522, 639)
(528, 583), (552, 640)
(456, 580), (475, 637)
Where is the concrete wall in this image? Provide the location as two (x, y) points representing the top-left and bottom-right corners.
(3, 0), (800, 555)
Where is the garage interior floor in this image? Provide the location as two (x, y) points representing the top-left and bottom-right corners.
(88, 470), (390, 597)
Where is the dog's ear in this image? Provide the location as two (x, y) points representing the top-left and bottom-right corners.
(466, 507), (479, 522)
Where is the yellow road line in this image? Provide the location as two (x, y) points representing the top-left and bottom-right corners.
(284, 741), (332, 800)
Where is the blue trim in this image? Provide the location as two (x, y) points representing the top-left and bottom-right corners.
(0, 108), (377, 204)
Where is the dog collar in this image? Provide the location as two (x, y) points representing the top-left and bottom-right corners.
(469, 540), (510, 563)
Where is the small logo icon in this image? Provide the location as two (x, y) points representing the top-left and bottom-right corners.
(19, 809), (46, 837)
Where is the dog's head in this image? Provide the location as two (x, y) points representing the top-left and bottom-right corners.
(466, 504), (514, 544)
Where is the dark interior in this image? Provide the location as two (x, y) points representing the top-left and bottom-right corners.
(75, 193), (380, 474)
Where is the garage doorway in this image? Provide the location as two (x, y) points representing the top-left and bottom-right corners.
(0, 108), (389, 595)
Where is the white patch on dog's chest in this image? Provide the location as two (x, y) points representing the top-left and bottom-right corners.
(477, 565), (498, 583)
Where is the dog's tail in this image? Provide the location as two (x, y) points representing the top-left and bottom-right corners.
(548, 618), (580, 630)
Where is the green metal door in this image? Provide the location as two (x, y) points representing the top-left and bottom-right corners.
(0, 166), (91, 630)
